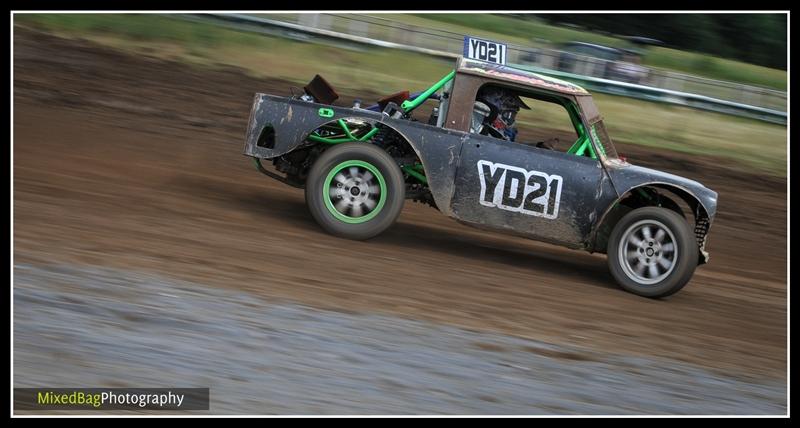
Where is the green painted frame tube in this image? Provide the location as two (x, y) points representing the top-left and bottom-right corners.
(574, 140), (588, 156)
(566, 138), (585, 154)
(401, 70), (456, 113)
(337, 119), (357, 140)
(307, 125), (380, 144)
(587, 140), (598, 159)
(572, 139), (597, 159)
(401, 165), (428, 184)
(565, 99), (595, 159)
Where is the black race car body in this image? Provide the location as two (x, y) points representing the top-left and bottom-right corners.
(242, 55), (718, 297)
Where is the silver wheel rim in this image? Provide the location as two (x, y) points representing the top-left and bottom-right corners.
(618, 219), (678, 285)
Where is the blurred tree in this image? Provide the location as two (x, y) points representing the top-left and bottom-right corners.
(537, 13), (786, 69)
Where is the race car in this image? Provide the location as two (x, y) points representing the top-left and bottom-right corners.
(243, 51), (718, 298)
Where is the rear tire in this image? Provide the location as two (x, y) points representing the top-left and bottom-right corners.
(305, 143), (405, 240)
(607, 207), (698, 298)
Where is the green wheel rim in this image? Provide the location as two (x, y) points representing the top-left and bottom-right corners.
(323, 160), (387, 224)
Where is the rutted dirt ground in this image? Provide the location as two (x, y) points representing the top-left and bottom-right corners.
(13, 27), (787, 410)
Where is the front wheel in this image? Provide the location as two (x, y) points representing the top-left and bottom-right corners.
(305, 143), (405, 240)
(607, 207), (698, 298)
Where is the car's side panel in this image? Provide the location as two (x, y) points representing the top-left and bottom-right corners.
(375, 120), (469, 216)
(450, 135), (617, 248)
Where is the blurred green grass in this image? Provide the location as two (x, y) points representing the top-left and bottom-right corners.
(401, 14), (787, 91)
(14, 13), (786, 176)
(14, 14), (454, 92)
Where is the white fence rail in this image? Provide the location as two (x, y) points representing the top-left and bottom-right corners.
(186, 13), (787, 125)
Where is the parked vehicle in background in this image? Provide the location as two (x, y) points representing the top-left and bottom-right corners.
(558, 42), (649, 84)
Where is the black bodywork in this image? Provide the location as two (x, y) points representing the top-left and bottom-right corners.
(244, 92), (717, 263)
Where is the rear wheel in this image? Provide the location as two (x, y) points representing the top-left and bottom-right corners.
(305, 143), (405, 240)
(607, 207), (698, 298)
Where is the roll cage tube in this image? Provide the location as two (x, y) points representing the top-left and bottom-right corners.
(305, 119), (430, 184)
(564, 100), (599, 160)
(400, 70), (456, 114)
(307, 119), (380, 144)
(307, 70), (456, 145)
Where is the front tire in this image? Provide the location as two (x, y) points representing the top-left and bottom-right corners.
(607, 207), (698, 298)
(305, 143), (405, 240)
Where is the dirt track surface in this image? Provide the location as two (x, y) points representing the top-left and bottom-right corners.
(14, 27), (787, 388)
(14, 264), (786, 414)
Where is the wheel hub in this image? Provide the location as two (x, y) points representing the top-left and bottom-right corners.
(618, 220), (678, 285)
(334, 175), (373, 206)
(324, 160), (387, 223)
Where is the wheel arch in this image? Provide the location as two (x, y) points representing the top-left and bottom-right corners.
(265, 116), (426, 189)
(591, 182), (713, 264)
(303, 117), (428, 173)
(345, 119), (460, 215)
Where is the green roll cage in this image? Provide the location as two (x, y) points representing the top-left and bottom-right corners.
(294, 69), (602, 185)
